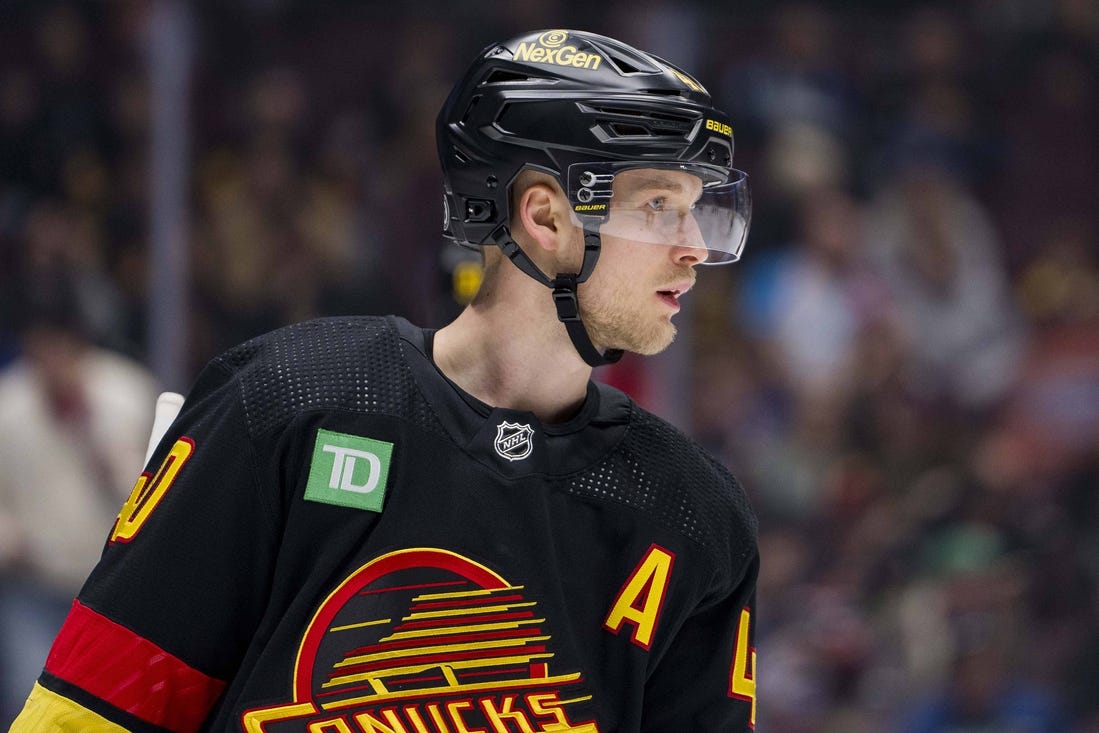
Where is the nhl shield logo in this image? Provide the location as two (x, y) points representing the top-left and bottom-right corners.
(494, 421), (535, 461)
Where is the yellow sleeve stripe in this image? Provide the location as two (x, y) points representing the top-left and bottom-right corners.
(9, 682), (132, 733)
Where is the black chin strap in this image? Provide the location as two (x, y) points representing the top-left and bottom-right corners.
(550, 272), (625, 367)
(494, 225), (624, 367)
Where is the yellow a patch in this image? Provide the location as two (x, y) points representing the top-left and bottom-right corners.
(603, 545), (675, 650)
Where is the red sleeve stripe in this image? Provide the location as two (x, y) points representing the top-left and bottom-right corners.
(44, 599), (227, 733)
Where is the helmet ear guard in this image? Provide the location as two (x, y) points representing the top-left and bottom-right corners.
(437, 29), (750, 365)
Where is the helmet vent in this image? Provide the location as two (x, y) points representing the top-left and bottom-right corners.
(482, 69), (540, 85)
(581, 102), (695, 124)
(605, 55), (645, 75)
(610, 122), (648, 137)
(606, 122), (683, 138)
(461, 95), (482, 124)
(582, 102), (696, 140)
(644, 88), (690, 98)
(592, 42), (662, 76)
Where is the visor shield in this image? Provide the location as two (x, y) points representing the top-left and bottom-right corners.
(566, 164), (751, 264)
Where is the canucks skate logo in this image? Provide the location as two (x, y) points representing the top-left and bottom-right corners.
(494, 421), (534, 461)
(240, 548), (599, 732)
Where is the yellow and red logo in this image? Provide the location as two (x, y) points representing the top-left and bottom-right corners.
(242, 548), (599, 732)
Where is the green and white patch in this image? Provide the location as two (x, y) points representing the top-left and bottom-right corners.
(305, 429), (393, 512)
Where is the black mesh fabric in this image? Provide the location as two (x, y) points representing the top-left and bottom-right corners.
(212, 316), (753, 566)
(213, 317), (447, 440)
(562, 406), (756, 565)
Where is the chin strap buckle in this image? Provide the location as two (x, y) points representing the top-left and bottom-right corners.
(551, 275), (581, 322)
(551, 273), (623, 367)
(493, 226), (622, 367)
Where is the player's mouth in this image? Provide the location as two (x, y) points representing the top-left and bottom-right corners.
(656, 282), (693, 311)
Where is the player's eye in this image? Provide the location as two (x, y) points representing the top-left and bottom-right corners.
(645, 196), (667, 212)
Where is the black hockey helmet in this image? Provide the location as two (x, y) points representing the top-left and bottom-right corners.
(436, 29), (751, 364)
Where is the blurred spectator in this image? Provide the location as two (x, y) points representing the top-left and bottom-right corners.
(868, 5), (998, 190)
(0, 274), (156, 725)
(991, 0), (1099, 269)
(720, 2), (859, 144)
(735, 186), (894, 519)
(744, 187), (887, 407)
(864, 162), (1026, 412)
(901, 645), (1066, 733)
(716, 1), (863, 251)
(19, 199), (132, 353)
(976, 297), (1099, 489)
(900, 610), (1068, 733)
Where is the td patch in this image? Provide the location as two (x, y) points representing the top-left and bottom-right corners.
(305, 429), (393, 512)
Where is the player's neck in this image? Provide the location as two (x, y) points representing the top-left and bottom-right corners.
(432, 283), (592, 424)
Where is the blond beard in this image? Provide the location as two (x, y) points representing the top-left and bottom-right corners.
(578, 289), (678, 355)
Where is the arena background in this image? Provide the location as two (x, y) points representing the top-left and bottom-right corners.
(1, 1), (1097, 730)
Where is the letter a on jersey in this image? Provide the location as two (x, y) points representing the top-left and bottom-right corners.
(604, 545), (675, 650)
(305, 429), (393, 512)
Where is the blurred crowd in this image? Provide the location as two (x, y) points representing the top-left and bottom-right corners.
(1, 1), (1098, 730)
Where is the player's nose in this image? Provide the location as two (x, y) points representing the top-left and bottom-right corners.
(670, 214), (708, 264)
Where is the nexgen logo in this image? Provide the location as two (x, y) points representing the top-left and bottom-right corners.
(513, 31), (603, 70)
(305, 429), (393, 512)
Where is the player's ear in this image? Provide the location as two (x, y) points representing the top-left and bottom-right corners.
(516, 182), (564, 254)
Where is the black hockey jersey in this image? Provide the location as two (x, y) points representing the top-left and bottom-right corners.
(12, 316), (758, 732)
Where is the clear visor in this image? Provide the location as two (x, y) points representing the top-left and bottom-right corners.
(568, 164), (751, 264)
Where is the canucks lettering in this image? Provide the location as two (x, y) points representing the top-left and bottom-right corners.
(269, 692), (598, 733)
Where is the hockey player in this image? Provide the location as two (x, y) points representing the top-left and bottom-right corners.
(11, 29), (758, 732)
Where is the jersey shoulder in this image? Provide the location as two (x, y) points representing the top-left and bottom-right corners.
(565, 396), (757, 571)
(207, 315), (445, 439)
